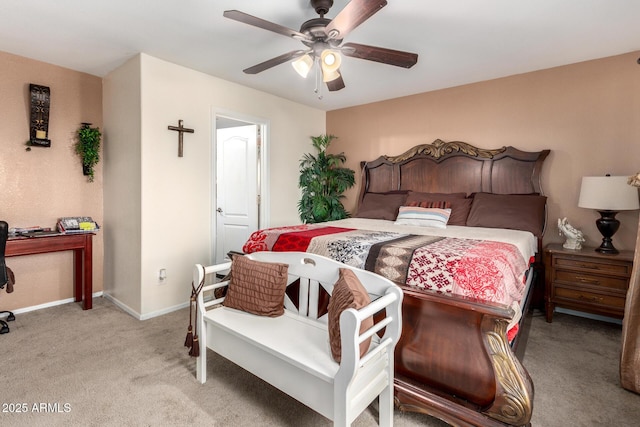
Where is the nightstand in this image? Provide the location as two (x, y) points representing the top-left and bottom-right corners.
(543, 243), (634, 323)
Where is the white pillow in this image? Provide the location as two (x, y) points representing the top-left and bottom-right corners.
(394, 206), (451, 229)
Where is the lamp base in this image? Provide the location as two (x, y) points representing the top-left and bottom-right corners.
(595, 241), (619, 255)
(594, 210), (620, 255)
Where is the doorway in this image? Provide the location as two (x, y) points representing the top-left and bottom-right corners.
(213, 112), (268, 264)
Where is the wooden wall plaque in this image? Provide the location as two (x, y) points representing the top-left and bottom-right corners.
(29, 83), (51, 147)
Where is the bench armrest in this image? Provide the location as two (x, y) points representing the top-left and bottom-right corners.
(337, 286), (403, 382)
(194, 262), (232, 313)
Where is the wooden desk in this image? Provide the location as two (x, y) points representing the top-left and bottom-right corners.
(6, 233), (94, 310)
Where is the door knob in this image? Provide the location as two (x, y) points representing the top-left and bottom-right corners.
(217, 207), (223, 213)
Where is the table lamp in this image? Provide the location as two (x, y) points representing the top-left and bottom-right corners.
(578, 175), (640, 254)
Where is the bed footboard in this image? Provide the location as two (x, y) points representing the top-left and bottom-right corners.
(394, 288), (533, 427)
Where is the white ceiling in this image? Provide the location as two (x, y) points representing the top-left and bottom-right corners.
(1, 1), (639, 111)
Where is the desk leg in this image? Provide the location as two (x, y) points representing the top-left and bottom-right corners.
(72, 236), (93, 310)
(83, 235), (93, 310)
(74, 248), (83, 304)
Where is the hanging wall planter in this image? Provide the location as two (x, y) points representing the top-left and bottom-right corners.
(75, 123), (102, 182)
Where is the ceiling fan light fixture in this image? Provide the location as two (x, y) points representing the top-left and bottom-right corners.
(321, 68), (341, 82)
(321, 49), (341, 71)
(320, 49), (341, 82)
(292, 54), (313, 78)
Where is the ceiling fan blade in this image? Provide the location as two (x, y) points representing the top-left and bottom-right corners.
(243, 50), (306, 74)
(342, 42), (418, 68)
(326, 73), (345, 92)
(324, 0), (387, 40)
(224, 10), (311, 41)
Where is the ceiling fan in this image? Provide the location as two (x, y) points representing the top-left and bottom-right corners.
(223, 0), (418, 92)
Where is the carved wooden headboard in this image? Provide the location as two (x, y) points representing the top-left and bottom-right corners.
(358, 139), (550, 203)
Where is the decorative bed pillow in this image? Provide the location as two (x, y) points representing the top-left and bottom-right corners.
(405, 192), (472, 226)
(405, 191), (467, 202)
(223, 255), (289, 317)
(328, 268), (373, 363)
(466, 192), (547, 237)
(406, 200), (451, 209)
(354, 191), (408, 221)
(394, 206), (452, 229)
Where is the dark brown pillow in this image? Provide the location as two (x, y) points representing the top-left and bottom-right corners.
(328, 268), (374, 363)
(223, 256), (288, 317)
(466, 192), (547, 237)
(354, 191), (408, 221)
(405, 192), (471, 226)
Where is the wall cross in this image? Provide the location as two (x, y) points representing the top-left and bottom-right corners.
(167, 119), (194, 157)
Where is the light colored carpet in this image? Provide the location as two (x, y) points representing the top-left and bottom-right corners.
(1, 298), (638, 426)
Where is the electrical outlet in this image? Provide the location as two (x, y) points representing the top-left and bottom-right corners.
(159, 268), (167, 283)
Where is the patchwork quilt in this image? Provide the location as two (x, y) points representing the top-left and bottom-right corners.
(242, 224), (529, 309)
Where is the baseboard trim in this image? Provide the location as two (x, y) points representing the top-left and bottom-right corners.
(555, 307), (623, 325)
(101, 293), (189, 320)
(8, 292), (189, 321)
(139, 301), (190, 320)
(102, 293), (142, 319)
(11, 291), (104, 315)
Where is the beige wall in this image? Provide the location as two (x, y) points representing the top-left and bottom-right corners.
(103, 54), (325, 318)
(102, 55), (142, 314)
(0, 51), (103, 311)
(327, 51), (640, 252)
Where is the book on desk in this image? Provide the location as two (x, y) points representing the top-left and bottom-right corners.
(57, 217), (100, 234)
(9, 226), (59, 238)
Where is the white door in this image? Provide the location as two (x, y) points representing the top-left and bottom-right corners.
(215, 124), (259, 263)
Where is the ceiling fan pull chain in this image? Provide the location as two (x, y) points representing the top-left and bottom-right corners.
(314, 57), (323, 100)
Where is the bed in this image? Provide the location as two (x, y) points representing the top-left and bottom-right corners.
(242, 139), (550, 426)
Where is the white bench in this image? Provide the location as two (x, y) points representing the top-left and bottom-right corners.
(194, 251), (403, 427)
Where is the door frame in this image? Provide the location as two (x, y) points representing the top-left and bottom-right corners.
(211, 108), (270, 263)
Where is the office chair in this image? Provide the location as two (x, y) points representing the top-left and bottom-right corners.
(1, 220), (16, 334)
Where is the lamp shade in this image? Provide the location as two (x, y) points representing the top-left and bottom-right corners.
(292, 54), (313, 78)
(321, 68), (341, 82)
(578, 176), (640, 211)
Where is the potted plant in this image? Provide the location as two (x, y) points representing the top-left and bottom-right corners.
(75, 123), (102, 182)
(298, 134), (355, 223)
